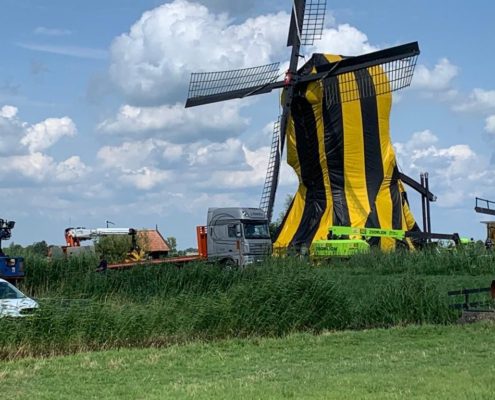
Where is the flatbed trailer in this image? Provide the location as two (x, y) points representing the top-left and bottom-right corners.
(108, 254), (204, 270)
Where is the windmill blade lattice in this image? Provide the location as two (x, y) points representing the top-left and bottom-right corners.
(288, 0), (328, 46)
(259, 116), (281, 221)
(186, 63), (281, 107)
(300, 0), (327, 45)
(324, 54), (419, 105)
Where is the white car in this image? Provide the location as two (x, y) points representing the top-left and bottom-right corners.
(0, 278), (39, 317)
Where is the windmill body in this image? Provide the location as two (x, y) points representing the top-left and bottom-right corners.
(274, 53), (419, 251)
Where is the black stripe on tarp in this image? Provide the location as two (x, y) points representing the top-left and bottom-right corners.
(322, 75), (351, 227)
(289, 86), (327, 249)
(390, 166), (402, 230)
(354, 69), (383, 231)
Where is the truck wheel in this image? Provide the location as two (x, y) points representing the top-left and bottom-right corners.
(222, 258), (237, 269)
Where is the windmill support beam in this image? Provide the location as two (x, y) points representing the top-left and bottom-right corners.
(399, 172), (436, 202)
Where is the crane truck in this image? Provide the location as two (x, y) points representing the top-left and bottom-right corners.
(0, 218), (24, 283)
(63, 227), (144, 262)
(108, 207), (272, 269)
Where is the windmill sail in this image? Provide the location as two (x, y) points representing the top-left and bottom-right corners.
(185, 63), (281, 108)
(288, 0), (327, 46)
(259, 117), (281, 221)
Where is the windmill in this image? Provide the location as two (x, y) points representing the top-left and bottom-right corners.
(185, 0), (420, 224)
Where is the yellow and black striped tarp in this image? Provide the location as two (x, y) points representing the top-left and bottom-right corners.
(274, 54), (419, 252)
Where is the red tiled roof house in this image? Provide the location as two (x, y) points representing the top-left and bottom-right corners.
(138, 229), (170, 259)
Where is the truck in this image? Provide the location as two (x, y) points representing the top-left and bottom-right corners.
(202, 207), (272, 266)
(0, 218), (25, 284)
(107, 207), (272, 269)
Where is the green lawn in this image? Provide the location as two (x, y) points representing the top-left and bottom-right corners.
(2, 323), (495, 400)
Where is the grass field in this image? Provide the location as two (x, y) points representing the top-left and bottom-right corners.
(1, 249), (494, 359)
(2, 323), (495, 400)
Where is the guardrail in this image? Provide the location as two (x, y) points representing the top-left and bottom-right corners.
(448, 280), (495, 310)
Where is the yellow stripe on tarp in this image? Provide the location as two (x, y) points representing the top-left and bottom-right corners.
(286, 112), (301, 178)
(324, 54), (343, 63)
(274, 113), (306, 250)
(398, 180), (417, 231)
(310, 81), (334, 240)
(273, 187), (307, 251)
(369, 65), (395, 250)
(340, 72), (370, 228)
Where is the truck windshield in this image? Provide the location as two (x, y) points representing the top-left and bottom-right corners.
(0, 282), (25, 299)
(243, 222), (270, 239)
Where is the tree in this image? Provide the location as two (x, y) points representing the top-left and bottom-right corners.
(95, 233), (150, 263)
(5, 242), (24, 256)
(95, 236), (133, 263)
(166, 237), (177, 256)
(25, 241), (49, 257)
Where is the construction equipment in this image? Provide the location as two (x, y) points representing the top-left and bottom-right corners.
(0, 218), (25, 283)
(64, 227), (145, 262)
(311, 226), (463, 258)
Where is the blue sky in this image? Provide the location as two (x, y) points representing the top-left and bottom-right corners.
(1, 0), (495, 248)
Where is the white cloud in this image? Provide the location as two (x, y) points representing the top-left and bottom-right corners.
(119, 167), (173, 190)
(0, 104), (88, 186)
(196, 141), (297, 189)
(34, 27), (72, 36)
(187, 138), (244, 167)
(395, 130), (493, 207)
(55, 156), (91, 182)
(412, 58), (458, 91)
(97, 101), (249, 143)
(97, 137), (247, 176)
(485, 115), (495, 134)
(0, 105), (28, 156)
(109, 0), (288, 106)
(312, 23), (377, 56)
(21, 116), (77, 152)
(0, 105), (18, 119)
(454, 88), (495, 112)
(0, 153), (90, 184)
(94, 135), (298, 194)
(108, 1), (384, 107)
(97, 139), (160, 170)
(17, 43), (107, 60)
(194, 0), (256, 14)
(2, 152), (55, 182)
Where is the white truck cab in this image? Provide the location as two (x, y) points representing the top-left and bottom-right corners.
(206, 207), (272, 266)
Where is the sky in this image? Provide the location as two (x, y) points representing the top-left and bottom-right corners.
(1, 0), (495, 248)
